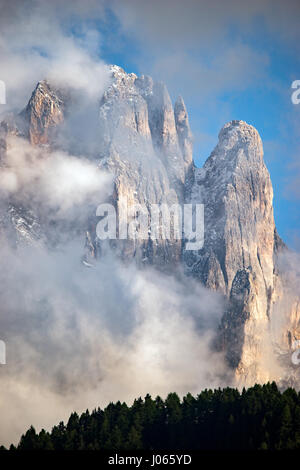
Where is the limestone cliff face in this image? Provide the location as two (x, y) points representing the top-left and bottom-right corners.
(21, 80), (67, 145)
(93, 65), (191, 267)
(269, 250), (300, 387)
(0, 67), (191, 268)
(99, 66), (190, 188)
(174, 95), (193, 168)
(0, 67), (299, 387)
(185, 121), (274, 290)
(185, 120), (298, 386)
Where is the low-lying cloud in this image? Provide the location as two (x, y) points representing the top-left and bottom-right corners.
(0, 135), (113, 216)
(0, 239), (229, 447)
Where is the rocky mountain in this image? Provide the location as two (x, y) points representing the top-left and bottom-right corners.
(185, 120), (285, 385)
(0, 65), (299, 387)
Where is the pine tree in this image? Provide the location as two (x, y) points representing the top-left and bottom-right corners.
(277, 403), (293, 449)
(18, 426), (39, 450)
(126, 425), (143, 449)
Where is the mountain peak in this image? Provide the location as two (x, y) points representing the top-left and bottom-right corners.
(174, 95), (193, 166)
(174, 95), (186, 109)
(20, 79), (67, 145)
(218, 119), (260, 144)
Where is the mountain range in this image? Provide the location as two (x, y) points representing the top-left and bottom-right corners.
(0, 64), (299, 388)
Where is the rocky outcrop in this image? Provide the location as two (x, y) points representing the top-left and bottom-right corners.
(185, 120), (299, 386)
(185, 120), (275, 294)
(174, 95), (193, 169)
(0, 204), (43, 247)
(20, 80), (67, 145)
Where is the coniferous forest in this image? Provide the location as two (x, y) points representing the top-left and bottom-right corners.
(4, 382), (300, 451)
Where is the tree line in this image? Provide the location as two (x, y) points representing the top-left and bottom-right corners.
(5, 382), (300, 451)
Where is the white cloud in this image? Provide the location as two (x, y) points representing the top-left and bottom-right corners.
(0, 244), (229, 446)
(0, 0), (109, 111)
(0, 136), (113, 215)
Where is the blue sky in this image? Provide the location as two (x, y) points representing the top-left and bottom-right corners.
(94, 3), (300, 248)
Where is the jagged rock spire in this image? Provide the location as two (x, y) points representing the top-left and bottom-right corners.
(174, 95), (193, 167)
(21, 80), (67, 145)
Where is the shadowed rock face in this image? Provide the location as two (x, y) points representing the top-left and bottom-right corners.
(0, 66), (299, 387)
(174, 95), (193, 168)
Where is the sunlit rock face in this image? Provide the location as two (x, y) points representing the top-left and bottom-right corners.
(94, 65), (191, 268)
(21, 80), (67, 146)
(0, 66), (299, 387)
(184, 120), (276, 384)
(185, 120), (300, 387)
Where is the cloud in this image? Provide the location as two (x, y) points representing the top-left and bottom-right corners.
(0, 0), (109, 111)
(0, 2), (233, 448)
(109, 0), (300, 110)
(111, 0), (300, 49)
(0, 135), (113, 216)
(270, 251), (300, 353)
(0, 242), (229, 447)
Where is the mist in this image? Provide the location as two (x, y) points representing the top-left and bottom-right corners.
(0, 234), (230, 446)
(0, 0), (235, 448)
(0, 0), (109, 112)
